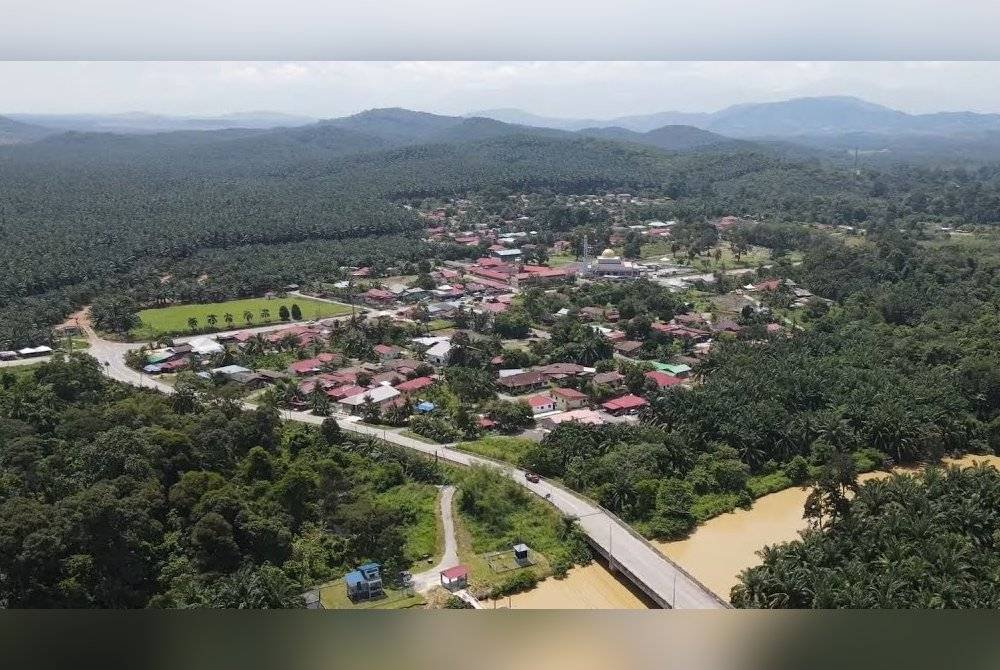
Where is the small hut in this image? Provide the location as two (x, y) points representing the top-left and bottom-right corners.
(440, 565), (469, 591)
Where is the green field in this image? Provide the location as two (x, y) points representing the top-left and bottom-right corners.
(132, 296), (351, 338)
(319, 583), (425, 610)
(456, 436), (536, 464)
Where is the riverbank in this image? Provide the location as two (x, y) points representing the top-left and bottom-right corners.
(657, 454), (1000, 602)
(500, 558), (652, 609)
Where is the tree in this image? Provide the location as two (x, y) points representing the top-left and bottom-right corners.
(278, 306), (290, 321)
(243, 311), (254, 325)
(260, 308), (271, 322)
(187, 317), (199, 333)
(290, 304), (302, 321)
(484, 399), (535, 433)
(90, 295), (139, 334)
(320, 417), (342, 445)
(223, 313), (235, 328)
(206, 314), (219, 329)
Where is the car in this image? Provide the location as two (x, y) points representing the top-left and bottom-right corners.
(524, 472), (540, 483)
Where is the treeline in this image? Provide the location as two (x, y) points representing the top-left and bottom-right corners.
(0, 355), (444, 608)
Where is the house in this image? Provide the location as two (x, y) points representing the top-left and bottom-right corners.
(592, 370), (625, 386)
(712, 319), (743, 334)
(228, 371), (274, 390)
(339, 385), (402, 414)
(535, 362), (590, 379)
(425, 340), (452, 366)
(493, 248), (523, 260)
(613, 340), (643, 356)
(394, 376), (435, 395)
(538, 408), (606, 430)
(497, 371), (547, 393)
(371, 371), (405, 386)
(0, 351), (17, 361)
(656, 362), (692, 378)
(288, 352), (338, 376)
(344, 562), (384, 601)
(350, 267), (372, 278)
(188, 337), (224, 355)
(373, 344), (401, 361)
(753, 278), (782, 292)
(601, 394), (649, 415)
(364, 288), (396, 306)
(525, 394), (557, 414)
(550, 387), (588, 411)
(645, 370), (684, 389)
(578, 306), (607, 321)
(325, 384), (367, 400)
(674, 312), (709, 327)
(651, 322), (710, 341)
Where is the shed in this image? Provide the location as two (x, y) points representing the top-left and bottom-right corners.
(440, 565), (469, 591)
(513, 543), (529, 562)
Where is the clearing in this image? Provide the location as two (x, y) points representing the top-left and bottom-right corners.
(132, 296), (352, 338)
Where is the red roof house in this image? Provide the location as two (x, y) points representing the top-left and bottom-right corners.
(645, 370), (684, 389)
(601, 394), (648, 415)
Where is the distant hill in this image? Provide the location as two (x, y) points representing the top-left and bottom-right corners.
(473, 97), (1000, 155)
(0, 115), (56, 144)
(5, 111), (316, 134)
(578, 124), (742, 152)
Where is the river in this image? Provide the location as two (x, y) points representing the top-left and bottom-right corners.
(656, 454), (1000, 602)
(499, 558), (653, 609)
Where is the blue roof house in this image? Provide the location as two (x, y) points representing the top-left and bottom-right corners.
(344, 562), (384, 601)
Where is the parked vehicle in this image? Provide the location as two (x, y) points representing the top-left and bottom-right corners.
(525, 472), (540, 483)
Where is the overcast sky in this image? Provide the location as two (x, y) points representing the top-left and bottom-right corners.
(3, 61), (1000, 119)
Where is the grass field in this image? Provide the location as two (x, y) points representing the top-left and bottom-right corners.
(456, 436), (536, 464)
(377, 483), (441, 569)
(319, 583), (425, 610)
(132, 296), (351, 338)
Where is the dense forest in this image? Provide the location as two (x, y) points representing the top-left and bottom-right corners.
(732, 465), (1000, 608)
(0, 355), (446, 607)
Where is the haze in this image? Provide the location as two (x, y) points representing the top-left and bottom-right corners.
(3, 61), (1000, 118)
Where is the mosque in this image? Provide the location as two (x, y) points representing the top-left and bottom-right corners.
(584, 248), (643, 278)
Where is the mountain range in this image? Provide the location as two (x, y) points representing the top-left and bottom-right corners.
(472, 96), (1000, 137)
(5, 97), (1000, 163)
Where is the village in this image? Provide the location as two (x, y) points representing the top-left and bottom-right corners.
(120, 191), (832, 453)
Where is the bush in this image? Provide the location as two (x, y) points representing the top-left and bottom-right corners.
(409, 415), (462, 443)
(490, 570), (538, 598)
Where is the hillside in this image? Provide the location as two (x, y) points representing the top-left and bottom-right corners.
(578, 124), (742, 152)
(0, 115), (56, 144)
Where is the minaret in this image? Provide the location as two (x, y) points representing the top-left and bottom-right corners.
(582, 234), (590, 276)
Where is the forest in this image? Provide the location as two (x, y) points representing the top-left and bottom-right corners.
(731, 464), (1000, 608)
(0, 355), (446, 608)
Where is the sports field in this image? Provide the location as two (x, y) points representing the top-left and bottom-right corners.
(133, 296), (351, 337)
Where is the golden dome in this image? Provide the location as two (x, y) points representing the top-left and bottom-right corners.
(599, 248), (616, 258)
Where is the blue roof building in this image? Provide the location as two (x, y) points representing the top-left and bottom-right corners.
(345, 562), (384, 601)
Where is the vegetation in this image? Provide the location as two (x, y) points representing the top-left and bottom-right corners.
(0, 355), (445, 608)
(733, 465), (1000, 608)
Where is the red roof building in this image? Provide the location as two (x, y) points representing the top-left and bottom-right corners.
(601, 394), (649, 415)
(394, 376), (435, 394)
(325, 384), (367, 400)
(525, 394), (557, 414)
(645, 370), (684, 389)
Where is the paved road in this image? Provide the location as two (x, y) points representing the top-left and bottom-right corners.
(81, 326), (727, 609)
(0, 356), (52, 368)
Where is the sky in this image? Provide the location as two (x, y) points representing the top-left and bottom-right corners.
(3, 61), (1000, 119)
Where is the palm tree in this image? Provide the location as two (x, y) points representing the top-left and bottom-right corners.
(223, 312), (235, 328)
(206, 313), (218, 329)
(187, 317), (199, 332)
(243, 310), (254, 325)
(260, 308), (271, 322)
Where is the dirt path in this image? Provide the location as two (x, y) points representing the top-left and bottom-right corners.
(411, 485), (458, 593)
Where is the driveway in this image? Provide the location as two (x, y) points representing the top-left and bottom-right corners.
(410, 485), (458, 593)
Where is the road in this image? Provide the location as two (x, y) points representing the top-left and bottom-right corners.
(410, 485), (458, 593)
(79, 323), (728, 609)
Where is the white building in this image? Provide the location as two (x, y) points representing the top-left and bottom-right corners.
(425, 340), (452, 365)
(339, 385), (401, 414)
(585, 249), (643, 278)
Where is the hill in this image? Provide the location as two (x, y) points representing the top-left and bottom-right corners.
(6, 111), (316, 134)
(0, 115), (56, 144)
(577, 124), (742, 152)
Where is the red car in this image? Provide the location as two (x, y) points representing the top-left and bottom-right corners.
(524, 472), (540, 483)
